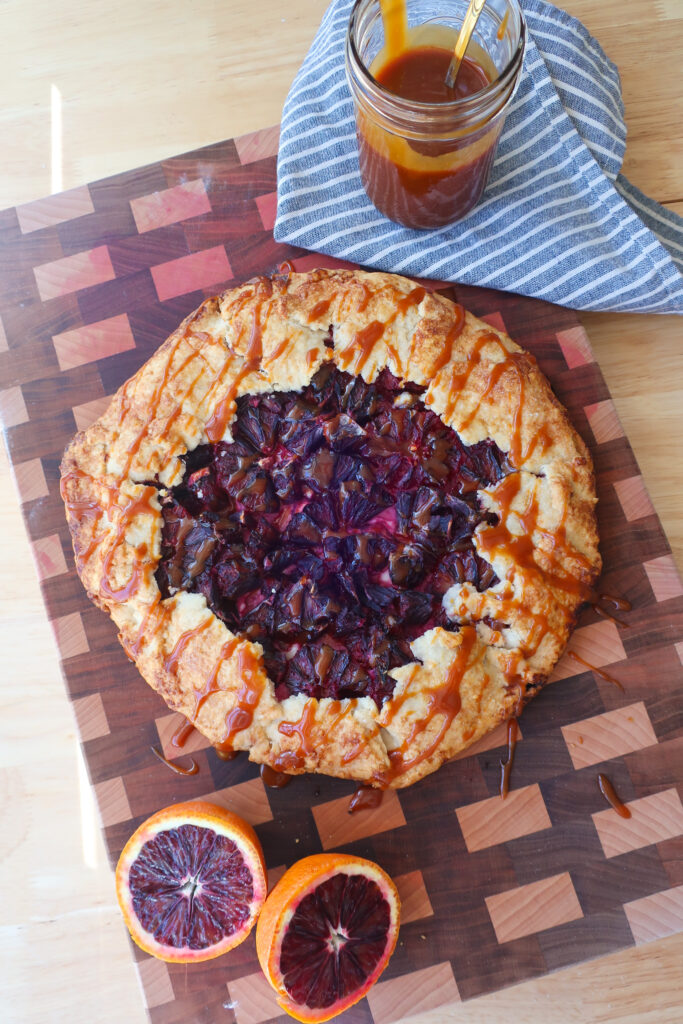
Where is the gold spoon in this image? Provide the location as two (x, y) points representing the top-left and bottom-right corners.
(445, 0), (487, 89)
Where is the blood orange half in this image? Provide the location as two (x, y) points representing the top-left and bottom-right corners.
(115, 800), (266, 963)
(256, 853), (400, 1022)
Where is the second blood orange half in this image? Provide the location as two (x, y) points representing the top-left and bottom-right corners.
(257, 853), (401, 1022)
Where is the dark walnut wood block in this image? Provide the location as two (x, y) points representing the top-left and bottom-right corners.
(0, 126), (682, 1024)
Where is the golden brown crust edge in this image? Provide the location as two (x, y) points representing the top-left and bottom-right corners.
(60, 268), (601, 788)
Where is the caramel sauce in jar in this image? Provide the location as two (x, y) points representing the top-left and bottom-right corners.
(346, 1), (526, 228)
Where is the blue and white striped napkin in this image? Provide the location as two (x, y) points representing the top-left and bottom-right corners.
(275, 0), (683, 314)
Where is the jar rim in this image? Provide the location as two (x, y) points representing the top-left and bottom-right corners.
(346, 0), (526, 122)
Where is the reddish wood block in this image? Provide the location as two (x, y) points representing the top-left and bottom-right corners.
(130, 179), (212, 234)
(32, 533), (68, 580)
(643, 555), (683, 603)
(479, 310), (507, 333)
(456, 784), (551, 853)
(235, 125), (280, 165)
(94, 776), (132, 827)
(12, 457), (49, 503)
(72, 692), (110, 742)
(368, 961), (460, 1024)
(593, 788), (683, 859)
(485, 872), (583, 943)
(394, 869), (434, 924)
(33, 245), (116, 301)
(150, 245), (233, 302)
(0, 385), (29, 428)
(614, 475), (656, 522)
(72, 394), (114, 431)
(255, 191), (277, 232)
(312, 789), (406, 851)
(584, 399), (624, 444)
(16, 185), (95, 234)
(52, 611), (90, 659)
(52, 313), (136, 371)
(556, 325), (594, 368)
(562, 702), (658, 770)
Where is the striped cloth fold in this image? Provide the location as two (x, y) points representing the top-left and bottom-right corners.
(275, 0), (683, 314)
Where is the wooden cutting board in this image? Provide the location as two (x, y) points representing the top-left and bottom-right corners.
(0, 126), (682, 1024)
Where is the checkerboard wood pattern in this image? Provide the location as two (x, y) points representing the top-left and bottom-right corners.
(1, 127), (682, 1024)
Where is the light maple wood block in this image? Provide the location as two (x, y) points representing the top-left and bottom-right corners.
(550, 620), (627, 682)
(368, 961), (460, 1024)
(312, 788), (406, 850)
(456, 784), (551, 853)
(485, 872), (583, 944)
(592, 789), (683, 859)
(624, 885), (683, 945)
(72, 395), (114, 432)
(394, 869), (434, 924)
(156, 711), (211, 760)
(199, 777), (273, 827)
(561, 701), (658, 769)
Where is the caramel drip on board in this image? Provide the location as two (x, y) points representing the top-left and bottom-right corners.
(499, 717), (519, 799)
(599, 593), (632, 612)
(150, 745), (199, 776)
(260, 763), (293, 789)
(591, 591), (632, 628)
(567, 651), (625, 691)
(277, 260), (295, 280)
(171, 719), (196, 749)
(214, 745), (239, 761)
(597, 773), (632, 818)
(348, 786), (384, 813)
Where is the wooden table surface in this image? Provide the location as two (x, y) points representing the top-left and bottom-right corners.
(0, 1), (681, 1021)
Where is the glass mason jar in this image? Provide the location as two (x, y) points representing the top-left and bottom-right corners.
(345, 0), (526, 230)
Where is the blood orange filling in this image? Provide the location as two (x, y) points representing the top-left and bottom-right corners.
(128, 824), (254, 950)
(279, 872), (391, 1010)
(156, 364), (510, 705)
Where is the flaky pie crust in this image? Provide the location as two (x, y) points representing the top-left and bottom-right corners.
(60, 269), (600, 788)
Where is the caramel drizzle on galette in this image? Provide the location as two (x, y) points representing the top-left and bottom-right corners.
(61, 275), (595, 783)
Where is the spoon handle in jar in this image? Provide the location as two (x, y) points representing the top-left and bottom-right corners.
(445, 0), (487, 89)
